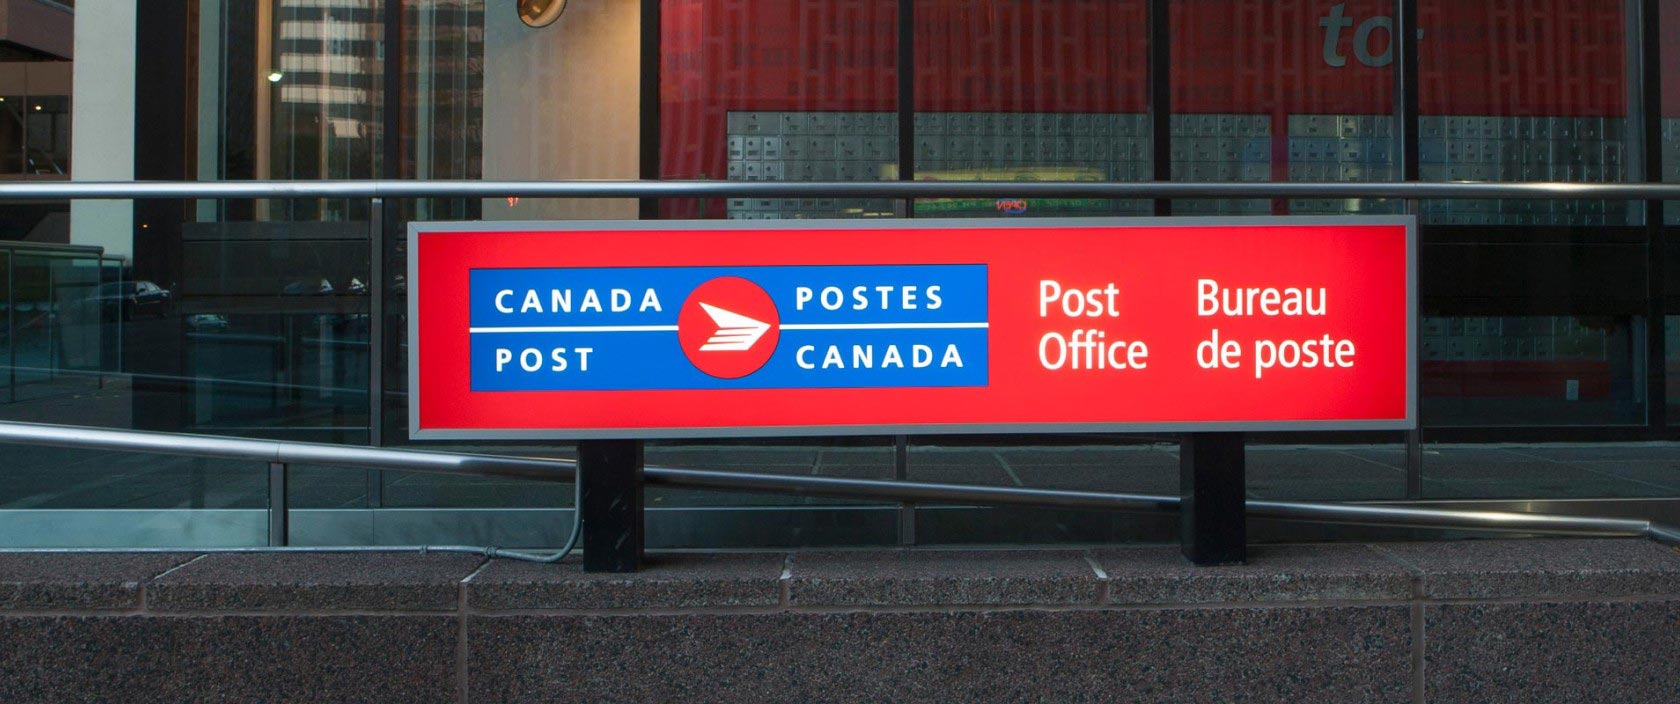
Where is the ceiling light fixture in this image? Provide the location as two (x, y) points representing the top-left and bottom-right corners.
(518, 0), (567, 28)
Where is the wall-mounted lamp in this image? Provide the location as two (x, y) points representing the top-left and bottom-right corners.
(518, 0), (567, 27)
(267, 71), (285, 83)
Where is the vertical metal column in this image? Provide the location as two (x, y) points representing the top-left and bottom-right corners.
(44, 264), (54, 381)
(6, 253), (13, 403)
(369, 197), (384, 445)
(377, 0), (403, 504)
(1149, 0), (1172, 217)
(1395, 0), (1420, 182)
(382, 1), (403, 179)
(367, 197), (385, 507)
(1396, 0), (1425, 499)
(897, 0), (915, 217)
(268, 461), (289, 546)
(887, 0), (918, 542)
(1640, 0), (1667, 433)
(1406, 199), (1425, 500)
(579, 440), (645, 572)
(638, 0), (662, 219)
(1180, 432), (1245, 565)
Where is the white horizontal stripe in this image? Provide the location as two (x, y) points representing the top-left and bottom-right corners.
(779, 322), (989, 331)
(470, 326), (678, 333)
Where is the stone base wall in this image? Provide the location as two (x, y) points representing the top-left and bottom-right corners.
(2, 539), (1677, 702)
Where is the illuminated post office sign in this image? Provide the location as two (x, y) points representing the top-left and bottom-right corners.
(409, 217), (1415, 439)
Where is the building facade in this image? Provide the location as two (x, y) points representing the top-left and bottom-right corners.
(2, 0), (1680, 548)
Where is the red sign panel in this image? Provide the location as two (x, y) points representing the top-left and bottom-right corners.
(410, 218), (1416, 439)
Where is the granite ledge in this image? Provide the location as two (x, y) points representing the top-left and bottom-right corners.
(468, 552), (786, 611)
(1374, 538), (1680, 600)
(0, 553), (200, 611)
(146, 552), (486, 612)
(1095, 544), (1414, 604)
(1, 540), (1677, 618)
(785, 549), (1100, 607)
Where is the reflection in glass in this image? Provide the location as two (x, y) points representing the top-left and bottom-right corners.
(661, 0), (899, 220)
(1663, 0), (1680, 224)
(914, 0), (1150, 218)
(0, 246), (113, 409)
(517, 0), (567, 27)
(1423, 315), (1643, 426)
(1417, 0), (1639, 225)
(1170, 0), (1399, 216)
(0, 95), (23, 174)
(24, 95), (69, 176)
(166, 1), (383, 444)
(269, 0), (384, 220)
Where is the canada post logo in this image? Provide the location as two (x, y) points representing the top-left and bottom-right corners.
(677, 276), (780, 379)
(468, 265), (989, 392)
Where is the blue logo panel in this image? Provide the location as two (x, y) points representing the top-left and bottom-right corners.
(471, 265), (987, 327)
(469, 264), (989, 392)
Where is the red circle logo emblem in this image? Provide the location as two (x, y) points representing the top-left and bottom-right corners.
(677, 277), (781, 379)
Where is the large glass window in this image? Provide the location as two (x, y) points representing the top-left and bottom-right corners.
(661, 0), (899, 220)
(1407, 0), (1671, 503)
(900, 1), (1161, 544)
(1171, 0), (1400, 217)
(0, 244), (112, 410)
(0, 61), (70, 179)
(15, 0), (1680, 550)
(0, 1), (384, 543)
(912, 0), (1150, 218)
(0, 61), (72, 254)
(379, 1), (575, 526)
(1161, 0), (1407, 502)
(1416, 0), (1647, 430)
(650, 0), (903, 540)
(1668, 0), (1680, 225)
(1417, 0), (1639, 226)
(1664, 0), (1680, 424)
(180, 0), (384, 442)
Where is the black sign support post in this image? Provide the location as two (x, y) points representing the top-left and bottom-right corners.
(1180, 432), (1246, 566)
(579, 439), (645, 572)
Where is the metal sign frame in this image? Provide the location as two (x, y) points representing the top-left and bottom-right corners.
(408, 215), (1418, 440)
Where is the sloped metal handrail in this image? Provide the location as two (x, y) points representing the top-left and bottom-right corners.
(0, 420), (1673, 547)
(4, 178), (1677, 548)
(5, 179), (1680, 200)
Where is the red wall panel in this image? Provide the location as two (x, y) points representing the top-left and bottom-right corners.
(1170, 0), (1395, 115)
(662, 0), (1633, 187)
(914, 1), (1149, 113)
(1417, 0), (1627, 117)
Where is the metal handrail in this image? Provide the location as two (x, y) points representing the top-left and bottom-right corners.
(0, 240), (104, 255)
(4, 179), (1680, 200)
(0, 420), (1673, 546)
(3, 178), (1677, 548)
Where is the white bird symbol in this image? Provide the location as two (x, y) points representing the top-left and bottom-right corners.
(698, 303), (771, 351)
